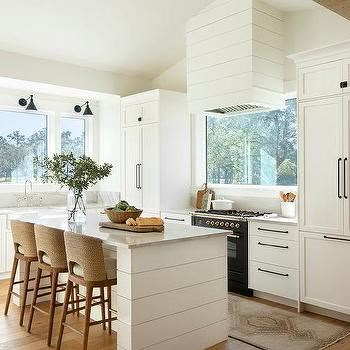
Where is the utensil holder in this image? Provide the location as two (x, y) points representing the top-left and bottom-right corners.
(281, 202), (296, 218)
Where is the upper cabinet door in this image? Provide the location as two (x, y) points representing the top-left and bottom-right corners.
(342, 59), (350, 95)
(343, 95), (350, 235)
(123, 104), (142, 127)
(298, 61), (343, 100)
(141, 123), (160, 212)
(141, 101), (159, 124)
(123, 127), (142, 209)
(299, 97), (343, 235)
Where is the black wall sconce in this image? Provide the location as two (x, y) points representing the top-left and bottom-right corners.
(18, 95), (37, 111)
(74, 101), (93, 116)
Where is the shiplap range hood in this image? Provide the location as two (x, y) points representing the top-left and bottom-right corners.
(186, 0), (285, 115)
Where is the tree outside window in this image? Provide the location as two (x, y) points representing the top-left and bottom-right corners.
(206, 98), (297, 186)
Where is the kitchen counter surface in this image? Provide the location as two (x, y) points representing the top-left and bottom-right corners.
(14, 209), (228, 249)
(248, 215), (298, 225)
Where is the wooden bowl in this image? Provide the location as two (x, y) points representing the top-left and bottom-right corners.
(105, 208), (143, 224)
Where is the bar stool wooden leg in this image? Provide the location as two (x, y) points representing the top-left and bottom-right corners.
(75, 284), (80, 317)
(27, 267), (42, 332)
(100, 287), (106, 330)
(83, 286), (93, 350)
(56, 280), (73, 350)
(107, 285), (112, 335)
(19, 260), (31, 326)
(47, 271), (58, 346)
(4, 256), (18, 316)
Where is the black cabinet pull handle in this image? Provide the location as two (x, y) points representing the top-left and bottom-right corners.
(258, 268), (289, 277)
(344, 158), (348, 199)
(338, 158), (342, 199)
(164, 217), (185, 222)
(138, 117), (142, 122)
(257, 227), (289, 234)
(135, 164), (138, 189)
(138, 163), (142, 189)
(324, 235), (350, 242)
(258, 242), (289, 249)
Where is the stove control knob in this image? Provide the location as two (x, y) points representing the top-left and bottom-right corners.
(206, 220), (210, 225)
(225, 222), (230, 227)
(210, 221), (214, 226)
(230, 223), (235, 228)
(235, 223), (240, 228)
(215, 221), (219, 226)
(220, 222), (224, 227)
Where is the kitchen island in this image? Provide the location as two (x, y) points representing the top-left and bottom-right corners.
(12, 210), (228, 350)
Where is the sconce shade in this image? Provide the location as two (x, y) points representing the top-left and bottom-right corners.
(83, 102), (93, 115)
(18, 95), (37, 111)
(74, 101), (93, 116)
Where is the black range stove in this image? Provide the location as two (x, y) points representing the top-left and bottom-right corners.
(192, 209), (265, 296)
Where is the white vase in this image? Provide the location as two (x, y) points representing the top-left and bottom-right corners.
(67, 190), (87, 223)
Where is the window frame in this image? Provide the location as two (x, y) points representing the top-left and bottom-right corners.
(60, 114), (90, 157)
(0, 105), (94, 191)
(192, 94), (298, 197)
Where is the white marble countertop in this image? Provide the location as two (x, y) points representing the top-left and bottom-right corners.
(248, 215), (298, 225)
(13, 209), (227, 249)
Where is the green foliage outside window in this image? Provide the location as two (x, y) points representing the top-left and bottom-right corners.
(206, 99), (297, 186)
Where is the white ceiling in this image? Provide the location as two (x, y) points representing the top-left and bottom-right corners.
(0, 0), (320, 80)
(263, 0), (319, 11)
(0, 0), (212, 79)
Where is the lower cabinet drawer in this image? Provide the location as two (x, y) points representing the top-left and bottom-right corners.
(161, 212), (191, 225)
(249, 236), (298, 269)
(249, 261), (298, 300)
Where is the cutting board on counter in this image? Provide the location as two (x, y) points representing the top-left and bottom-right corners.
(99, 221), (164, 233)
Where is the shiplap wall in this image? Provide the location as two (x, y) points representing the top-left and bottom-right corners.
(186, 0), (284, 112)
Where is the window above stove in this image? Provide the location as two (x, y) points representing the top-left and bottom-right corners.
(205, 98), (297, 187)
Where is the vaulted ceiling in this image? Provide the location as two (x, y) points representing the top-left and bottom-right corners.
(313, 0), (350, 20)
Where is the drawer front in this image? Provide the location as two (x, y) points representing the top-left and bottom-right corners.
(249, 221), (298, 241)
(249, 261), (298, 300)
(161, 212), (191, 225)
(249, 236), (298, 269)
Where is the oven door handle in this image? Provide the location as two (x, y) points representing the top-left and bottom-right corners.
(227, 234), (240, 239)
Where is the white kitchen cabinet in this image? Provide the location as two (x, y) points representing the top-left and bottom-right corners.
(124, 126), (142, 209)
(299, 97), (344, 235)
(300, 232), (350, 314)
(122, 91), (159, 127)
(248, 221), (299, 300)
(121, 90), (191, 214)
(0, 214), (13, 279)
(161, 212), (192, 225)
(298, 61), (343, 100)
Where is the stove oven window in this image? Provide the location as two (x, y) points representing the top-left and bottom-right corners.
(206, 98), (297, 186)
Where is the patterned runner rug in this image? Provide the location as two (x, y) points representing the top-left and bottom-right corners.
(228, 294), (350, 350)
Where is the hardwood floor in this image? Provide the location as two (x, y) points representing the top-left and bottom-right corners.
(1, 279), (350, 350)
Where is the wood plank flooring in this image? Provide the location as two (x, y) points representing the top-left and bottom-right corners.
(1, 279), (350, 350)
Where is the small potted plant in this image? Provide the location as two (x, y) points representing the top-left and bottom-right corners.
(34, 153), (112, 223)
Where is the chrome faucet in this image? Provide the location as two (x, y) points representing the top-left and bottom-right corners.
(24, 179), (33, 197)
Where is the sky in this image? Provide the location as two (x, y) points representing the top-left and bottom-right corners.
(0, 110), (85, 139)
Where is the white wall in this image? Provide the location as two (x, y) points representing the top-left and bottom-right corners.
(0, 49), (152, 96)
(152, 59), (187, 92)
(284, 7), (350, 92)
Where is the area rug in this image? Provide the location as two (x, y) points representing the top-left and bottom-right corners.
(228, 294), (350, 350)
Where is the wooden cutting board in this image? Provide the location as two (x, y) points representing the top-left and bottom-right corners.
(99, 221), (164, 233)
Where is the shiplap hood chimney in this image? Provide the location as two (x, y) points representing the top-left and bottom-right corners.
(186, 0), (285, 114)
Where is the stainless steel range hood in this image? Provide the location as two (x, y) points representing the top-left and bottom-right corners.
(186, 0), (285, 114)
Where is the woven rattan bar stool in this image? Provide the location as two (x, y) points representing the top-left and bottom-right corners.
(4, 220), (49, 326)
(56, 232), (118, 350)
(27, 224), (78, 346)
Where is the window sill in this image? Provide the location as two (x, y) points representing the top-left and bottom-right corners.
(194, 184), (298, 199)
